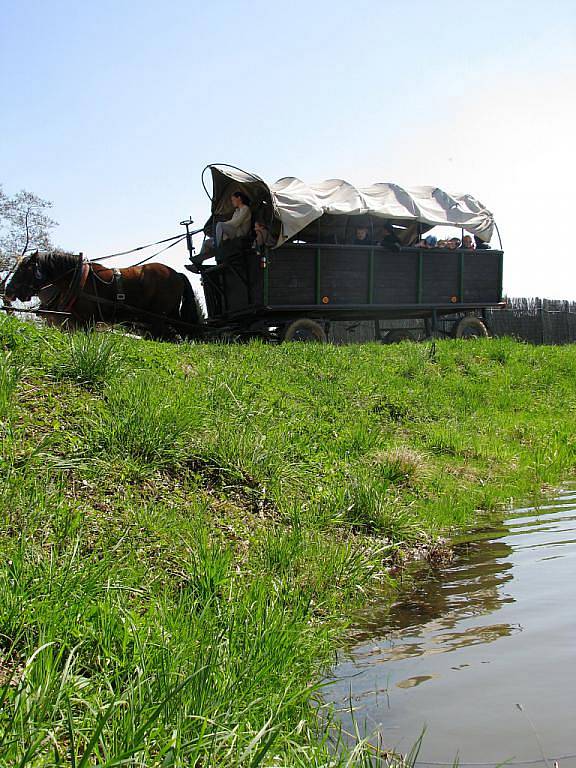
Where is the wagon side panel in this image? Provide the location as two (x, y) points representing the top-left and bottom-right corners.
(319, 248), (370, 305)
(374, 250), (419, 304)
(421, 251), (460, 304)
(267, 247), (316, 305)
(462, 251), (503, 304)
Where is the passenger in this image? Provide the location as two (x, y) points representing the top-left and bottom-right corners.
(425, 235), (438, 248)
(416, 238), (428, 248)
(437, 239), (448, 248)
(447, 237), (461, 250)
(474, 235), (491, 250)
(460, 235), (474, 249)
(215, 191), (252, 246)
(380, 223), (400, 248)
(254, 220), (275, 250)
(353, 226), (373, 245)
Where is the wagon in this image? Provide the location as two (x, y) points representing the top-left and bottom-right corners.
(186, 164), (504, 342)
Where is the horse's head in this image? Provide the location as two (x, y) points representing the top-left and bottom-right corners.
(4, 251), (46, 302)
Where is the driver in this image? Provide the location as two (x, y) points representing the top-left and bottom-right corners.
(188, 191), (252, 270)
(215, 191), (252, 245)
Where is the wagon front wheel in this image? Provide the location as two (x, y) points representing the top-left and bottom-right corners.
(454, 316), (490, 339)
(281, 318), (327, 343)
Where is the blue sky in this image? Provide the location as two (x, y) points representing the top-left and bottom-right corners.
(2, 0), (575, 296)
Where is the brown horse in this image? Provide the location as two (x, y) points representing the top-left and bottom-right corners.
(4, 250), (203, 338)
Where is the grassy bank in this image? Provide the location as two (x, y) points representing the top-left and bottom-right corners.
(1, 316), (575, 766)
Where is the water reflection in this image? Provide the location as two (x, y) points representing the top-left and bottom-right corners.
(354, 537), (517, 658)
(396, 674), (436, 689)
(329, 485), (576, 766)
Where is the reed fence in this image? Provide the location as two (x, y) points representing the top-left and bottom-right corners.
(329, 298), (576, 345)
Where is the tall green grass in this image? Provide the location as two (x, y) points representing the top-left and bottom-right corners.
(85, 373), (202, 470)
(51, 329), (127, 388)
(0, 325), (575, 765)
(0, 353), (19, 422)
(0, 471), (387, 766)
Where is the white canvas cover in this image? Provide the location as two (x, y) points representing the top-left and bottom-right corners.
(205, 165), (495, 247)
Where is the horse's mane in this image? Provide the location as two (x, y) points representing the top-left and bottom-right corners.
(36, 250), (82, 280)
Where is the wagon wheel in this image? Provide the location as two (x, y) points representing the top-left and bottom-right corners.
(281, 318), (327, 343)
(384, 329), (416, 344)
(454, 316), (490, 339)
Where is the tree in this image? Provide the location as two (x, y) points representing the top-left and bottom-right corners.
(0, 185), (58, 270)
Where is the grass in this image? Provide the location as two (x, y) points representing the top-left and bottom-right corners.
(50, 329), (128, 388)
(0, 314), (575, 765)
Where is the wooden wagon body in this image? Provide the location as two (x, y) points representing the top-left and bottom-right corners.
(201, 242), (503, 326)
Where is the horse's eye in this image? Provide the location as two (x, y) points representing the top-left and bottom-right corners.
(33, 265), (43, 281)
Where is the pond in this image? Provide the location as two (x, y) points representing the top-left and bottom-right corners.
(329, 485), (576, 767)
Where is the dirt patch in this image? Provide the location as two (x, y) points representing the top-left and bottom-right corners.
(0, 654), (23, 687)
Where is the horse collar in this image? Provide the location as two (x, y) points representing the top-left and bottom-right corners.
(61, 261), (90, 314)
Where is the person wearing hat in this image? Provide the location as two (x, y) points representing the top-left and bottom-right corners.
(425, 235), (438, 248)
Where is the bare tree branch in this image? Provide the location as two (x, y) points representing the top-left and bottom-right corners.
(21, 208), (30, 257)
(0, 186), (58, 269)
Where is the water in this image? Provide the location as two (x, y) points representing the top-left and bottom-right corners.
(329, 486), (576, 767)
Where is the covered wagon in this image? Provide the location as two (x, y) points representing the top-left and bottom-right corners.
(184, 164), (504, 341)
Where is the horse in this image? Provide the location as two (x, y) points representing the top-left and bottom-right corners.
(3, 250), (204, 339)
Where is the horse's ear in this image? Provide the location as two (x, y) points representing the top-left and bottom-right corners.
(31, 254), (44, 281)
(16, 250), (37, 265)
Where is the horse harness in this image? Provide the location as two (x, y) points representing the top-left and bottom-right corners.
(41, 259), (91, 315)
(87, 266), (127, 322)
(43, 260), (127, 321)
(112, 269), (126, 303)
(63, 261), (91, 313)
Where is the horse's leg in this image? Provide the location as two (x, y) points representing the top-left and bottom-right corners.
(145, 321), (177, 342)
(149, 272), (185, 340)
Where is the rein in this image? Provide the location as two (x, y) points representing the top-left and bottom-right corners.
(89, 232), (187, 263)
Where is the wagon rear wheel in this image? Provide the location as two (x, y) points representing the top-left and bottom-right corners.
(281, 318), (327, 343)
(454, 316), (490, 339)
